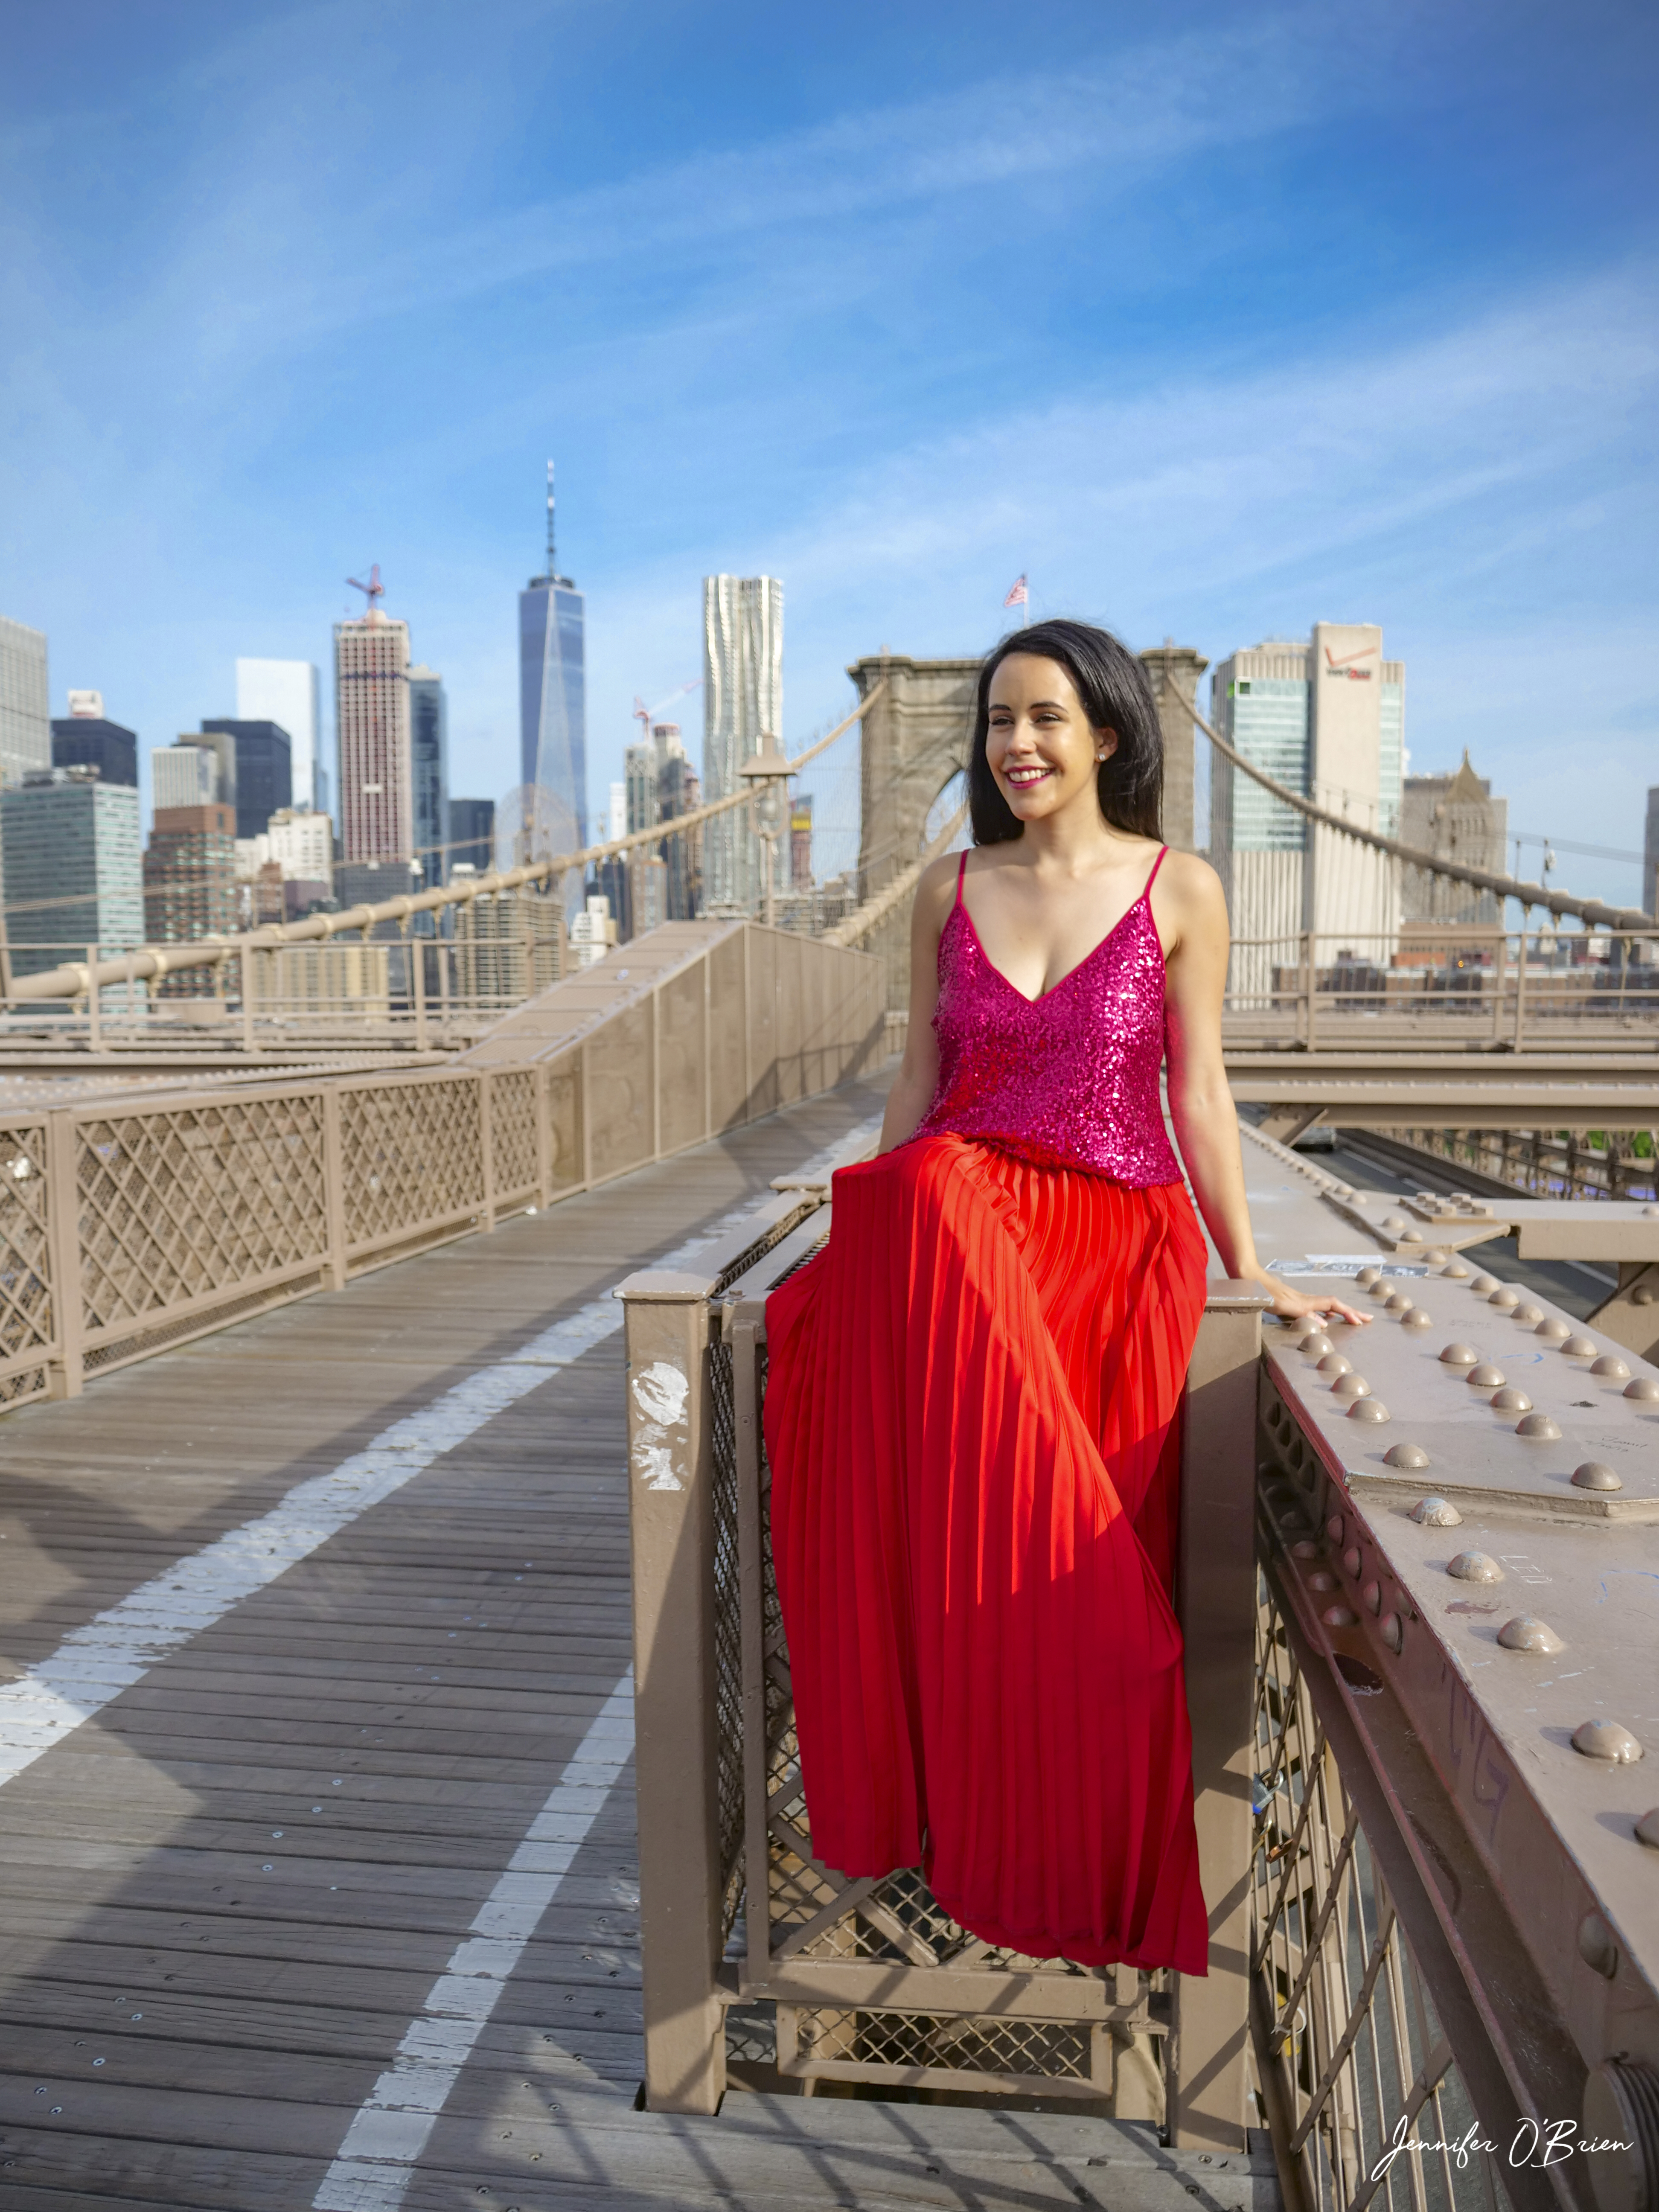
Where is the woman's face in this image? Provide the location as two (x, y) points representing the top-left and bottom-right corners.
(984, 653), (1117, 825)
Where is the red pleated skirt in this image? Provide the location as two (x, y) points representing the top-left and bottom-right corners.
(763, 1133), (1211, 1974)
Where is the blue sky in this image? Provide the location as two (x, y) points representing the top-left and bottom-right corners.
(3, 0), (1656, 904)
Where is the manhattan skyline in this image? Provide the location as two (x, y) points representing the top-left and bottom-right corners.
(1, 1), (1656, 912)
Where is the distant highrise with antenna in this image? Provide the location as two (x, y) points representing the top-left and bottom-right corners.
(517, 461), (588, 880)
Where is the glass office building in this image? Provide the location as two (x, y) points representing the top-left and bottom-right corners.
(408, 666), (448, 890)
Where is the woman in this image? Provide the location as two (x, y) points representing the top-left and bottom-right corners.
(763, 618), (1367, 1976)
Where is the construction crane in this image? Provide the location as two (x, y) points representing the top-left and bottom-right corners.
(632, 678), (701, 751)
(347, 564), (385, 616)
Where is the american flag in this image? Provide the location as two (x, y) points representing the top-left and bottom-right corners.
(1003, 575), (1028, 608)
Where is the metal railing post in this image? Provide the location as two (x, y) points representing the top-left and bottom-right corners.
(618, 1268), (726, 2114)
(321, 1084), (349, 1292)
(43, 1110), (84, 1401)
(1513, 919), (1529, 1050)
(1169, 1279), (1271, 2153)
(478, 1072), (497, 1231)
(85, 946), (101, 1051)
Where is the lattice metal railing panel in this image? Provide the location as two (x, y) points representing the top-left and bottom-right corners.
(709, 1334), (745, 1938)
(783, 2005), (1101, 2088)
(1252, 1586), (1509, 2212)
(488, 1068), (539, 1199)
(341, 1078), (484, 1250)
(0, 1121), (52, 1373)
(75, 1097), (329, 1335)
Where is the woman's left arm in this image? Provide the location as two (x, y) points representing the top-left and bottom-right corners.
(1158, 856), (1368, 1328)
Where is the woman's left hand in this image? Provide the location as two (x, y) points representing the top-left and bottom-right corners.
(1248, 1273), (1372, 1329)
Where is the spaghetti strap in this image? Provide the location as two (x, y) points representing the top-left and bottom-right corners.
(1144, 844), (1170, 897)
(955, 852), (969, 906)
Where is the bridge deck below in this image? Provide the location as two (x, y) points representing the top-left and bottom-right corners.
(0, 1076), (1275, 2211)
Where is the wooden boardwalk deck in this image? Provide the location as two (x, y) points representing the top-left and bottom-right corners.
(0, 1075), (1274, 2212)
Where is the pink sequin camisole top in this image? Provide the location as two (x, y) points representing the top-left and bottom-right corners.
(910, 848), (1182, 1186)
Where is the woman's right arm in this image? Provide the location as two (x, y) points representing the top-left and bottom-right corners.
(876, 855), (956, 1153)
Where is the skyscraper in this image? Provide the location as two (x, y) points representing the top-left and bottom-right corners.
(237, 659), (323, 812)
(334, 599), (412, 865)
(144, 797), (236, 991)
(52, 710), (138, 789)
(448, 797), (496, 876)
(152, 742), (220, 812)
(702, 575), (783, 913)
(1208, 625), (1405, 998)
(1402, 755), (1507, 927)
(408, 666), (448, 890)
(0, 768), (143, 989)
(0, 614), (49, 788)
(518, 464), (587, 863)
(200, 719), (293, 838)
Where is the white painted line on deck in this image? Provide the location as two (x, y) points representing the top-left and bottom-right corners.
(0, 1115), (874, 1783)
(311, 1674), (637, 2212)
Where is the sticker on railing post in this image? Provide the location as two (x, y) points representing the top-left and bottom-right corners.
(631, 1359), (689, 1491)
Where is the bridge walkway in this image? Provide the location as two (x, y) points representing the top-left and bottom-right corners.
(0, 1074), (1271, 2211)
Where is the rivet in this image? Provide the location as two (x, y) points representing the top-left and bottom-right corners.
(1300, 1333), (1334, 1357)
(1572, 1461), (1622, 1491)
(1380, 1216), (1408, 1234)
(1444, 1261), (1471, 1279)
(1577, 1911), (1619, 1979)
(1624, 1376), (1659, 1403)
(1425, 1248), (1449, 1264)
(1535, 1318), (1572, 1341)
(1470, 1274), (1499, 1294)
(1342, 1546), (1362, 1578)
(1316, 1353), (1353, 1376)
(1355, 1267), (1382, 1288)
(1380, 1613), (1403, 1653)
(1385, 1444), (1431, 1471)
(1561, 1336), (1598, 1358)
(1488, 1287), (1520, 1310)
(1348, 1397), (1390, 1423)
(1326, 1514), (1345, 1541)
(1591, 1355), (1631, 1380)
(1410, 1494), (1461, 1525)
(1400, 1229), (1423, 1245)
(1439, 1344), (1479, 1365)
(1362, 1579), (1382, 1615)
(1636, 1808), (1659, 1848)
(1467, 1364), (1506, 1389)
(1368, 1280), (1394, 1301)
(1291, 1538), (1319, 1558)
(1489, 1385), (1532, 1412)
(1644, 1203), (1659, 1217)
(1511, 1304), (1543, 1324)
(1383, 1291), (1415, 1312)
(1516, 1413), (1563, 1440)
(1321, 1604), (1358, 1628)
(1332, 1373), (1371, 1399)
(1571, 1719), (1644, 1763)
(1402, 1308), (1433, 1328)
(1633, 1287), (1656, 1307)
(1308, 1570), (1336, 1592)
(1497, 1615), (1565, 1654)
(1447, 1551), (1502, 1583)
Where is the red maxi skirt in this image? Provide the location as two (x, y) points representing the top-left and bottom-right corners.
(763, 1134), (1211, 1975)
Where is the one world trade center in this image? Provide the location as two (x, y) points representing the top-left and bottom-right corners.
(518, 462), (587, 886)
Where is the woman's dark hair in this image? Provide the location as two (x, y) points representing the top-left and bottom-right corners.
(967, 617), (1163, 845)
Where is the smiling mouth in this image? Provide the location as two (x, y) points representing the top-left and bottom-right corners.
(1003, 765), (1053, 788)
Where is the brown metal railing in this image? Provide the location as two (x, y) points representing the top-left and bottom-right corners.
(0, 923), (885, 1410)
